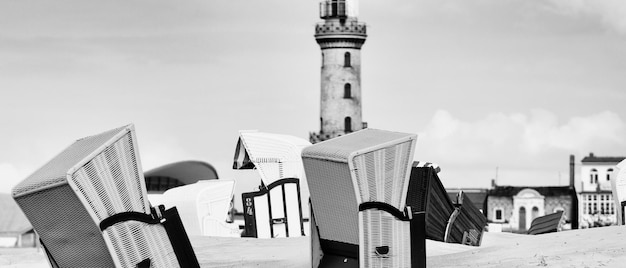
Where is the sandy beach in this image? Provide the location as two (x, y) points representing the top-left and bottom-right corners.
(1, 226), (624, 267)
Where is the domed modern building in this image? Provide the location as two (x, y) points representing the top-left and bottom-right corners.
(144, 160), (219, 193)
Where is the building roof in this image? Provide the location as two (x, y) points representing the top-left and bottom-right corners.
(144, 160), (219, 184)
(581, 153), (625, 164)
(447, 189), (488, 211)
(487, 185), (575, 197)
(0, 193), (32, 234)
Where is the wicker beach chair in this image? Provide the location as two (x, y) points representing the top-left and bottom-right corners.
(406, 165), (487, 246)
(12, 125), (199, 268)
(158, 180), (240, 237)
(233, 130), (310, 238)
(302, 128), (426, 268)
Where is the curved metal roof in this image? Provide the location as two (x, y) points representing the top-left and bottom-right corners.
(144, 160), (219, 185)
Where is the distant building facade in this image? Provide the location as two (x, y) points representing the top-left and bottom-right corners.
(485, 185), (578, 233)
(310, 0), (367, 143)
(577, 153), (625, 228)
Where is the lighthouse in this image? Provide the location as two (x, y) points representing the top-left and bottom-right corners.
(310, 0), (367, 143)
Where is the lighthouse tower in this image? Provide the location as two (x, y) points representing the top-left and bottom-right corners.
(310, 0), (367, 143)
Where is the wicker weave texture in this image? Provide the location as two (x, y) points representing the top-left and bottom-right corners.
(351, 140), (414, 209)
(68, 129), (179, 268)
(12, 126), (126, 197)
(301, 129), (414, 163)
(302, 158), (359, 244)
(104, 221), (178, 267)
(238, 131), (310, 185)
(14, 185), (115, 267)
(359, 209), (411, 268)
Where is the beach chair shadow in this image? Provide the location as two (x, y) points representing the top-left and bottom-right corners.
(302, 128), (426, 268)
(12, 125), (199, 268)
(233, 131), (310, 238)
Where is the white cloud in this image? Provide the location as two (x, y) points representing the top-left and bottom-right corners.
(417, 109), (626, 186)
(546, 0), (626, 34)
(0, 163), (32, 194)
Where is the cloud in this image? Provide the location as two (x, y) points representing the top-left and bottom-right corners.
(546, 0), (626, 34)
(0, 163), (32, 194)
(416, 109), (626, 186)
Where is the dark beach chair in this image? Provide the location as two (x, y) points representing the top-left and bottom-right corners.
(406, 165), (487, 246)
(12, 125), (199, 268)
(527, 210), (565, 235)
(302, 128), (426, 268)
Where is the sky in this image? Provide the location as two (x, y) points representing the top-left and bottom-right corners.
(1, 0), (625, 210)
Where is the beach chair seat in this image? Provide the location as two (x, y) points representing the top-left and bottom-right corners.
(241, 178), (305, 238)
(233, 130), (310, 238)
(12, 125), (199, 268)
(302, 128), (425, 268)
(157, 180), (240, 237)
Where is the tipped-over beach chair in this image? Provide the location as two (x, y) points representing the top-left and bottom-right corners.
(233, 130), (310, 238)
(158, 180), (241, 237)
(302, 128), (426, 268)
(406, 165), (487, 246)
(527, 210), (565, 235)
(12, 125), (199, 268)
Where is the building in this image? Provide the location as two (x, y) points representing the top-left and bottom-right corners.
(0, 193), (37, 248)
(485, 184), (578, 233)
(310, 0), (368, 143)
(577, 153), (626, 228)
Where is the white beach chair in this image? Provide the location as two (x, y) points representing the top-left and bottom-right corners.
(158, 180), (240, 237)
(12, 125), (199, 268)
(233, 130), (310, 238)
(302, 128), (426, 268)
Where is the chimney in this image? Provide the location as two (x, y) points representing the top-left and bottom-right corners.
(569, 154), (575, 187)
(491, 179), (496, 188)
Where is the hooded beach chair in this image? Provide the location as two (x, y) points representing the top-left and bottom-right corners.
(302, 128), (426, 268)
(12, 125), (199, 268)
(158, 180), (241, 237)
(233, 130), (310, 238)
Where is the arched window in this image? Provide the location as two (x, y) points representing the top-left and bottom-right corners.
(344, 83), (351, 98)
(607, 168), (614, 181)
(531, 206), (539, 221)
(344, 117), (352, 133)
(590, 169), (598, 184)
(344, 52), (351, 67)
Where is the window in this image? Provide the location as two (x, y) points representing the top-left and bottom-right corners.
(590, 169), (598, 183)
(344, 83), (351, 98)
(494, 208), (503, 221)
(531, 206), (539, 221)
(344, 117), (352, 133)
(608, 168), (614, 181)
(344, 52), (351, 67)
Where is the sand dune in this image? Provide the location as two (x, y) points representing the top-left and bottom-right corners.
(1, 226), (624, 267)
